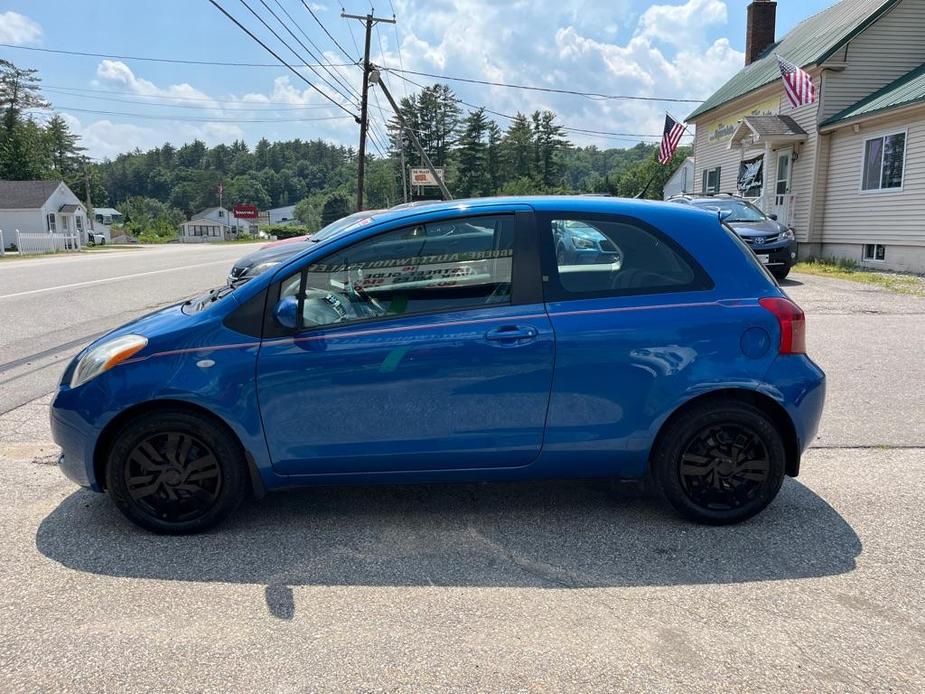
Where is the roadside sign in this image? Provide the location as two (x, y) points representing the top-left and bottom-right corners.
(409, 167), (445, 187)
(233, 204), (258, 219)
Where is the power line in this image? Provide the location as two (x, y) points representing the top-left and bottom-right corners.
(41, 84), (344, 109)
(238, 0), (357, 108)
(301, 0), (357, 63)
(0, 42), (355, 68)
(43, 87), (342, 112)
(37, 104), (355, 123)
(387, 70), (688, 144)
(262, 0), (359, 103)
(381, 67), (704, 104)
(206, 0), (357, 117)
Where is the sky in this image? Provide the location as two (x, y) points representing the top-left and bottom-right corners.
(0, 0), (836, 161)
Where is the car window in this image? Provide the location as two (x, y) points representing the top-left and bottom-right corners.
(284, 215), (515, 328)
(546, 216), (709, 298)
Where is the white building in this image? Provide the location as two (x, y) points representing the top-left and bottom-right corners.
(689, 0), (925, 273)
(265, 204), (298, 225)
(90, 207), (123, 242)
(662, 157), (696, 199)
(179, 206), (251, 243)
(0, 180), (90, 250)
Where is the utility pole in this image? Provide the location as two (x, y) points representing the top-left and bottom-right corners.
(83, 165), (94, 231)
(369, 68), (452, 200)
(342, 10), (395, 211)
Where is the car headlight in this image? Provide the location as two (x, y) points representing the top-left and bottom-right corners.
(781, 228), (795, 241)
(572, 236), (595, 249)
(70, 334), (148, 389)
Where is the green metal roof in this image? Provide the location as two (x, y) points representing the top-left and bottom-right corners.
(821, 61), (925, 126)
(687, 0), (899, 121)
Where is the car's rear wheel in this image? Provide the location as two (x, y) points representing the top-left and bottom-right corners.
(652, 400), (786, 524)
(105, 411), (246, 534)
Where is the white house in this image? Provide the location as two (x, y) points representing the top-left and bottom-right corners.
(265, 204), (298, 225)
(179, 206), (251, 243)
(689, 0), (925, 273)
(662, 157), (696, 199)
(0, 180), (90, 250)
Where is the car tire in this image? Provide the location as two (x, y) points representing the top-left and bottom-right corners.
(772, 266), (791, 280)
(651, 400), (786, 525)
(105, 410), (247, 534)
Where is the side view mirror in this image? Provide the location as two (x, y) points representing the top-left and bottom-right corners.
(718, 209), (733, 221)
(273, 295), (299, 330)
(768, 213), (778, 221)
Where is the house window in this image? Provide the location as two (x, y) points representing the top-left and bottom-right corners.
(702, 166), (721, 194)
(75, 216), (83, 232)
(862, 132), (905, 191)
(218, 210), (225, 218)
(46, 213), (56, 232)
(863, 244), (886, 261)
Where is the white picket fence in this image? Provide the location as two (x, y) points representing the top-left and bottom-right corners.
(1, 230), (81, 255)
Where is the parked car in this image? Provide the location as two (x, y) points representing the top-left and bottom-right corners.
(51, 196), (825, 534)
(226, 209), (383, 285)
(553, 219), (623, 266)
(670, 194), (797, 279)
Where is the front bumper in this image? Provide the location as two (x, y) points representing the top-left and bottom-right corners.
(748, 241), (797, 269)
(50, 397), (101, 491)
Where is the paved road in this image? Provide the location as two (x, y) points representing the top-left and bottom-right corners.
(0, 244), (253, 415)
(0, 264), (923, 692)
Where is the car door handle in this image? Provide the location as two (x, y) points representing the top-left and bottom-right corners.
(484, 325), (538, 342)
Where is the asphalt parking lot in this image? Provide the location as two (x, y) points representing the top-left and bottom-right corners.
(0, 267), (923, 692)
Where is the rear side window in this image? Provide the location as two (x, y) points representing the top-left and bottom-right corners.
(285, 215), (515, 328)
(544, 216), (711, 299)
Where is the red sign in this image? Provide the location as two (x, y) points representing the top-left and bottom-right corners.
(233, 204), (258, 219)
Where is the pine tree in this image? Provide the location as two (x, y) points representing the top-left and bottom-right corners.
(0, 59), (51, 180)
(44, 114), (85, 177)
(501, 113), (535, 183)
(485, 121), (503, 195)
(456, 108), (488, 198)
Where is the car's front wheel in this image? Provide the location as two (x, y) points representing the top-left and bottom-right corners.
(105, 410), (246, 534)
(652, 400), (786, 524)
(772, 266), (791, 280)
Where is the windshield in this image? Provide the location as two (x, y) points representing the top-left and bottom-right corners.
(691, 199), (766, 223)
(310, 210), (378, 243)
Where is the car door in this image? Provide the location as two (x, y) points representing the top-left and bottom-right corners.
(255, 209), (555, 477)
(537, 211), (717, 477)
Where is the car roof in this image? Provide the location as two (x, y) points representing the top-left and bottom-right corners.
(359, 195), (712, 225)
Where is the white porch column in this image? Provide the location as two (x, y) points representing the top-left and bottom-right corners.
(761, 141), (772, 213)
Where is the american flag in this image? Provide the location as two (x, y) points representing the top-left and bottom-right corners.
(658, 114), (685, 165)
(777, 55), (816, 108)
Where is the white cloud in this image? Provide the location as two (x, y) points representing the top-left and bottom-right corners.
(636, 0), (728, 47)
(0, 11), (42, 45)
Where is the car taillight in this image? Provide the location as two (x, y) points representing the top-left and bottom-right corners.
(759, 297), (806, 354)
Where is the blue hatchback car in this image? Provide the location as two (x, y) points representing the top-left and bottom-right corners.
(51, 196), (825, 533)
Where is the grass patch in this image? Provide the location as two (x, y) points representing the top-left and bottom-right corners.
(793, 258), (925, 296)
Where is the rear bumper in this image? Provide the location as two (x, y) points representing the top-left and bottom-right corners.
(763, 354), (826, 468)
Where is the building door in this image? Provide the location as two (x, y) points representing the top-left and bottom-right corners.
(770, 147), (792, 224)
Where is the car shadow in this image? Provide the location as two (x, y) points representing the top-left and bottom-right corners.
(779, 277), (803, 287)
(36, 478), (860, 619)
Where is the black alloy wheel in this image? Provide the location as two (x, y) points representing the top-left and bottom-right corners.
(678, 423), (771, 511)
(106, 411), (246, 534)
(652, 400), (786, 524)
(124, 432), (222, 523)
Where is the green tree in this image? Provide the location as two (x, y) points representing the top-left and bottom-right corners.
(455, 108), (489, 198)
(294, 197), (322, 230)
(615, 146), (692, 199)
(0, 59), (51, 179)
(226, 173), (271, 210)
(532, 110), (568, 188)
(501, 113), (535, 183)
(43, 114), (85, 176)
(485, 121), (503, 195)
(320, 192), (352, 225)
